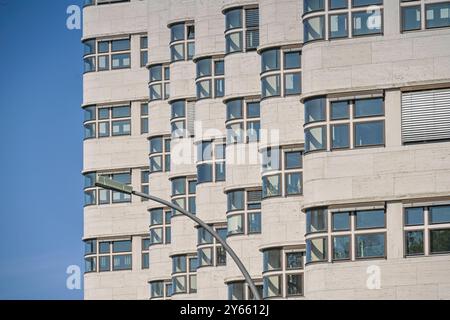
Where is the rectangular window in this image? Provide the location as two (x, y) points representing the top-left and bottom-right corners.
(227, 215), (244, 235)
(331, 124), (350, 149)
(405, 231), (424, 256)
(306, 237), (327, 262)
(426, 3), (450, 29)
(333, 235), (351, 260)
(226, 32), (242, 54)
(305, 126), (327, 152)
(352, 10), (382, 36)
(402, 5), (421, 32)
(285, 172), (302, 195)
(286, 252), (303, 270)
(263, 249), (282, 272)
(263, 275), (282, 298)
(112, 240), (132, 253)
(430, 229), (450, 254)
(112, 255), (132, 270)
(306, 208), (327, 233)
(261, 75), (281, 98)
(304, 16), (325, 42)
(329, 13), (348, 38)
(262, 174), (281, 198)
(355, 233), (385, 259)
(354, 98), (384, 118)
(248, 212), (262, 234)
(332, 212), (350, 231)
(404, 207), (424, 226)
(356, 210), (385, 229)
(284, 73), (301, 95)
(354, 121), (384, 147)
(330, 101), (350, 120)
(305, 97), (326, 123)
(286, 274), (303, 296)
(429, 206), (450, 224)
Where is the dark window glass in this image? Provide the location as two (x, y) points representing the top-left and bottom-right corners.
(332, 212), (350, 231)
(150, 65), (162, 82)
(187, 25), (195, 39)
(112, 255), (132, 271)
(215, 79), (225, 97)
(142, 253), (149, 269)
(172, 178), (186, 196)
(227, 190), (244, 211)
(171, 101), (185, 119)
(285, 151), (302, 169)
(356, 210), (385, 229)
(305, 97), (326, 123)
(286, 252), (303, 269)
(426, 3), (450, 29)
(430, 206), (450, 224)
(261, 49), (280, 73)
(99, 242), (110, 254)
(306, 237), (327, 262)
(331, 124), (350, 149)
(248, 212), (261, 233)
(285, 73), (301, 95)
(330, 101), (349, 119)
(284, 51), (301, 69)
(197, 164), (213, 183)
(352, 0), (382, 7)
(286, 172), (302, 195)
(247, 102), (260, 118)
(112, 106), (130, 118)
(430, 229), (450, 254)
(402, 6), (421, 32)
(306, 208), (327, 233)
(228, 282), (244, 300)
(215, 162), (226, 182)
(111, 39), (130, 52)
(330, 0), (348, 10)
(215, 60), (225, 75)
(85, 240), (97, 255)
(355, 233), (385, 258)
(354, 98), (384, 118)
(226, 99), (243, 120)
(405, 231), (424, 256)
(171, 24), (185, 42)
(197, 58), (212, 78)
(354, 121), (384, 147)
(99, 256), (110, 272)
(333, 235), (351, 260)
(405, 207), (424, 226)
(262, 175), (281, 198)
(263, 249), (282, 272)
(225, 32), (242, 53)
(98, 41), (109, 53)
(151, 209), (163, 225)
(111, 53), (131, 69)
(305, 126), (326, 152)
(304, 0), (324, 13)
(84, 39), (96, 55)
(263, 275), (282, 298)
(225, 9), (242, 30)
(113, 240), (132, 253)
(150, 137), (162, 154)
(286, 274), (303, 296)
(261, 75), (281, 98)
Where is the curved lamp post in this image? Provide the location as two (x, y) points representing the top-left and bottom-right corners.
(95, 176), (262, 300)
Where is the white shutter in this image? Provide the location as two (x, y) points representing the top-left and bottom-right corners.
(187, 101), (196, 137)
(401, 88), (450, 143)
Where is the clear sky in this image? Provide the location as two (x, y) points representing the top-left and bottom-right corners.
(0, 0), (84, 299)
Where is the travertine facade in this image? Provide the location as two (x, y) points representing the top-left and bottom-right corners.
(83, 0), (450, 300)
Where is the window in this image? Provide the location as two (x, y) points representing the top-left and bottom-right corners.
(83, 105), (131, 139)
(263, 275), (282, 298)
(401, 88), (450, 144)
(149, 208), (172, 246)
(83, 37), (131, 73)
(149, 136), (171, 174)
(171, 255), (197, 295)
(142, 238), (150, 269)
(405, 231), (424, 256)
(303, 1), (383, 43)
(304, 95), (385, 153)
(150, 281), (173, 300)
(197, 226), (227, 268)
(263, 249), (282, 272)
(401, 5), (421, 32)
(84, 238), (132, 273)
(430, 229), (450, 254)
(197, 141), (226, 184)
(227, 189), (262, 236)
(225, 7), (259, 54)
(140, 103), (149, 134)
(149, 64), (170, 101)
(170, 100), (194, 138)
(260, 48), (302, 99)
(140, 36), (148, 67)
(306, 208), (327, 233)
(171, 177), (196, 216)
(170, 22), (195, 62)
(426, 3), (450, 29)
(83, 171), (131, 206)
(141, 169), (149, 202)
(307, 207), (387, 263)
(195, 58), (225, 99)
(226, 99), (260, 144)
(405, 207), (424, 226)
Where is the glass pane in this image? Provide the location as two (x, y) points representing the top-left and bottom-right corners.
(112, 106), (130, 118)
(113, 240), (132, 253)
(197, 80), (211, 99)
(263, 249), (281, 272)
(215, 162), (226, 182)
(99, 256), (110, 272)
(305, 97), (326, 123)
(226, 32), (242, 53)
(228, 282), (244, 300)
(173, 276), (187, 294)
(216, 246), (227, 266)
(284, 51), (301, 69)
(354, 121), (384, 147)
(150, 228), (163, 245)
(261, 75), (281, 98)
(151, 209), (163, 225)
(247, 121), (260, 142)
(286, 252), (303, 270)
(426, 3), (450, 29)
(98, 55), (109, 70)
(402, 6), (421, 31)
(352, 11), (382, 36)
(405, 231), (424, 255)
(356, 233), (385, 258)
(83, 39), (96, 55)
(83, 56), (96, 73)
(99, 242), (110, 254)
(430, 229), (450, 254)
(227, 215), (244, 235)
(284, 73), (301, 95)
(329, 13), (348, 38)
(263, 275), (281, 298)
(248, 212), (261, 233)
(112, 254), (132, 270)
(84, 173), (96, 189)
(226, 123), (244, 144)
(171, 24), (185, 41)
(215, 79), (225, 97)
(172, 256), (187, 273)
(84, 123), (96, 139)
(261, 49), (280, 73)
(171, 101), (185, 119)
(196, 58), (212, 78)
(150, 137), (163, 153)
(332, 212), (350, 231)
(306, 208), (327, 233)
(151, 282), (164, 298)
(198, 248), (213, 267)
(304, 0), (324, 13)
(215, 60), (224, 75)
(262, 148), (280, 172)
(111, 39), (130, 52)
(331, 124), (350, 149)
(226, 9), (242, 30)
(304, 16), (325, 42)
(227, 191), (244, 211)
(305, 126), (326, 152)
(187, 42), (195, 60)
(172, 178), (186, 196)
(430, 206), (450, 224)
(197, 164), (213, 183)
(171, 43), (184, 61)
(150, 84), (162, 100)
(262, 175), (281, 198)
(405, 207), (424, 226)
(285, 151), (302, 169)
(286, 172), (302, 195)
(226, 99), (243, 120)
(98, 41), (109, 53)
(286, 274), (303, 296)
(330, 101), (349, 120)
(247, 102), (260, 118)
(111, 53), (131, 69)
(306, 237), (327, 263)
(356, 210), (385, 229)
(84, 240), (97, 255)
(150, 65), (162, 82)
(354, 98), (384, 117)
(333, 236), (351, 260)
(112, 120), (131, 136)
(330, 0), (348, 10)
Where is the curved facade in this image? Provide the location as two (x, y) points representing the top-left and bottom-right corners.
(83, 0), (450, 300)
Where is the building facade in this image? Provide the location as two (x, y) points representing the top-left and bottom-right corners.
(82, 0), (450, 300)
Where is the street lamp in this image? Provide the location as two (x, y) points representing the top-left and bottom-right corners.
(95, 176), (262, 300)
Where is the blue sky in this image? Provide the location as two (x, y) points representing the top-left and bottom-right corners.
(0, 0), (84, 299)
